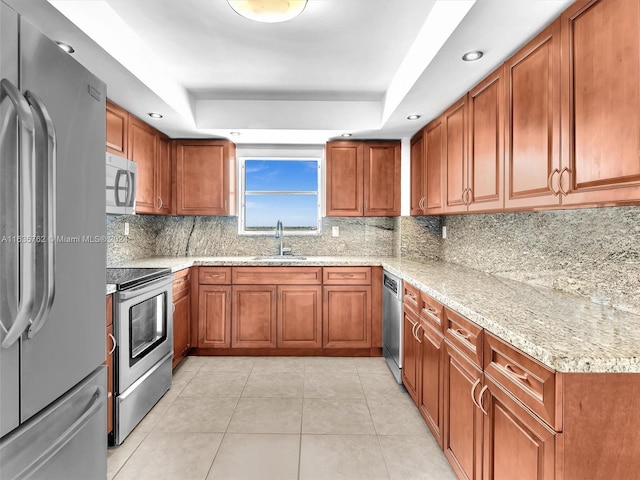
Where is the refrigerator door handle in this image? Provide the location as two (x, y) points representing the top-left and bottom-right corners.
(25, 91), (57, 339)
(0, 78), (37, 348)
(18, 386), (105, 479)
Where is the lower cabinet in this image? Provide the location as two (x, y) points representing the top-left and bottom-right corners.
(322, 286), (372, 349)
(401, 308), (420, 403)
(278, 285), (322, 348)
(172, 268), (192, 367)
(231, 285), (277, 348)
(418, 319), (444, 447)
(198, 285), (231, 348)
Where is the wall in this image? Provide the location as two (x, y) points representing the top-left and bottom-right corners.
(440, 206), (640, 315)
(107, 215), (397, 265)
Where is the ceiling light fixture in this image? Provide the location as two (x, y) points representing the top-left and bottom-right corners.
(230, 131), (241, 136)
(462, 50), (484, 62)
(341, 133), (352, 137)
(407, 114), (421, 120)
(147, 112), (163, 119)
(55, 41), (75, 54)
(227, 0), (307, 23)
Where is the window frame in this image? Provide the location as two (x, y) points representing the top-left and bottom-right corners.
(238, 156), (322, 236)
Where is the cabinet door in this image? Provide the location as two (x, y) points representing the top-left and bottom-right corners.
(323, 286), (372, 348)
(105, 295), (113, 437)
(424, 117), (444, 214)
(410, 130), (425, 216)
(277, 286), (322, 348)
(129, 116), (157, 214)
(401, 309), (420, 404)
(419, 320), (444, 448)
(560, 0), (640, 205)
(468, 67), (504, 212)
(156, 135), (171, 214)
(504, 20), (561, 209)
(325, 142), (363, 216)
(106, 101), (128, 158)
(444, 96), (469, 213)
(172, 289), (191, 367)
(483, 375), (556, 480)
(444, 342), (483, 480)
(364, 142), (401, 216)
(198, 285), (231, 348)
(232, 286), (277, 348)
(175, 141), (230, 215)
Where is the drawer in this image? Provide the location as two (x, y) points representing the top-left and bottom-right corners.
(484, 332), (560, 430)
(172, 268), (191, 294)
(419, 291), (443, 333)
(403, 282), (420, 314)
(199, 267), (232, 285)
(106, 294), (113, 327)
(444, 307), (483, 368)
(233, 267), (322, 285)
(322, 267), (371, 285)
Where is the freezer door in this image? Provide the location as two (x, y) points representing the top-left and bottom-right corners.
(18, 17), (107, 422)
(0, 367), (107, 480)
(0, 2), (21, 438)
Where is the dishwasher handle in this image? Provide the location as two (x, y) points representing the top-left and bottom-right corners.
(383, 272), (402, 299)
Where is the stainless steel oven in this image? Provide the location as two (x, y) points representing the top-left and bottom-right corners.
(107, 268), (173, 445)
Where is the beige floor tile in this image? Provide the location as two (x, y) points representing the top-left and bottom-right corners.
(379, 434), (457, 480)
(172, 365), (198, 383)
(180, 370), (249, 398)
(198, 356), (256, 372)
(107, 431), (147, 480)
(252, 356), (306, 372)
(133, 386), (181, 434)
(360, 373), (409, 399)
(228, 397), (302, 434)
(299, 434), (389, 480)
(302, 397), (375, 435)
(355, 357), (394, 375)
(176, 356), (206, 372)
(242, 371), (304, 397)
(304, 356), (357, 373)
(304, 372), (365, 398)
(113, 431), (222, 480)
(207, 433), (300, 480)
(367, 396), (430, 436)
(153, 396), (238, 433)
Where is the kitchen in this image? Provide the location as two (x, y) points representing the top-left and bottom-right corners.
(1, 0), (639, 479)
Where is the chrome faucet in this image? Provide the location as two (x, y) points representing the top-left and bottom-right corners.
(275, 219), (284, 256)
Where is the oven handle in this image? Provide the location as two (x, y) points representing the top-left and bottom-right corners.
(118, 276), (174, 301)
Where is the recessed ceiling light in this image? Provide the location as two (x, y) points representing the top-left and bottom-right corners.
(147, 112), (163, 119)
(462, 50), (484, 62)
(230, 131), (241, 136)
(341, 133), (352, 137)
(407, 114), (421, 120)
(227, 0), (307, 23)
(55, 41), (75, 54)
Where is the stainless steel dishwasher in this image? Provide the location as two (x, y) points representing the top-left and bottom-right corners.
(382, 270), (403, 383)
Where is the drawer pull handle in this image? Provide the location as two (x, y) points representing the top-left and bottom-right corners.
(505, 363), (529, 382)
(454, 328), (470, 341)
(422, 309), (440, 324)
(471, 378), (482, 409)
(406, 293), (417, 301)
(207, 274), (223, 278)
(340, 273), (355, 278)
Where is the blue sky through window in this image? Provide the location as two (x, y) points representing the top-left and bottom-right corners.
(244, 159), (319, 230)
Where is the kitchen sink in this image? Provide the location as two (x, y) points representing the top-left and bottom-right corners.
(251, 256), (307, 261)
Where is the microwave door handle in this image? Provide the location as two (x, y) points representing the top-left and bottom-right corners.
(0, 79), (37, 348)
(114, 169), (127, 206)
(127, 170), (136, 208)
(25, 91), (56, 339)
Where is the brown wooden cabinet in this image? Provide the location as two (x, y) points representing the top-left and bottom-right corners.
(156, 135), (172, 215)
(411, 117), (445, 216)
(197, 267), (232, 349)
(325, 141), (400, 217)
(172, 268), (192, 367)
(560, 0), (640, 206)
(277, 285), (322, 348)
(504, 20), (562, 210)
(410, 130), (425, 215)
(174, 140), (236, 216)
(106, 101), (128, 158)
(232, 285), (277, 348)
(105, 295), (114, 438)
(444, 96), (469, 214)
(401, 307), (420, 403)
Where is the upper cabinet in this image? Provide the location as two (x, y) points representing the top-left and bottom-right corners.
(504, 20), (561, 210)
(560, 0), (640, 205)
(443, 96), (469, 214)
(174, 140), (236, 216)
(106, 101), (128, 158)
(326, 140), (400, 217)
(410, 130), (425, 215)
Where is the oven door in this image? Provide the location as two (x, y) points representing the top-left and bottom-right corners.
(115, 276), (173, 393)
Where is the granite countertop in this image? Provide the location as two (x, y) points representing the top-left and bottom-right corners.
(108, 256), (640, 374)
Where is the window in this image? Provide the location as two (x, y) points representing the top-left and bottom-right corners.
(240, 158), (321, 235)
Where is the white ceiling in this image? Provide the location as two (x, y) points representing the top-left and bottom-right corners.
(6, 0), (573, 144)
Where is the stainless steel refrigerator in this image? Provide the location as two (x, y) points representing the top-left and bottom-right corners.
(0, 2), (108, 478)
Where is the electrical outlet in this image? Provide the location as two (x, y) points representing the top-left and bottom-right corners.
(124, 222), (129, 236)
(331, 226), (339, 237)
(442, 226), (447, 239)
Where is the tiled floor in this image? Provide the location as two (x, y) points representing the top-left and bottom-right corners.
(107, 356), (457, 480)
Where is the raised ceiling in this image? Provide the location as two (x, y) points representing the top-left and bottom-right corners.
(7, 0), (573, 144)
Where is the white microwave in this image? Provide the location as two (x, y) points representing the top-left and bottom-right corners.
(106, 152), (137, 215)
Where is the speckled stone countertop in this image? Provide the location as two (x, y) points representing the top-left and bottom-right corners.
(109, 256), (640, 373)
(106, 284), (117, 295)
